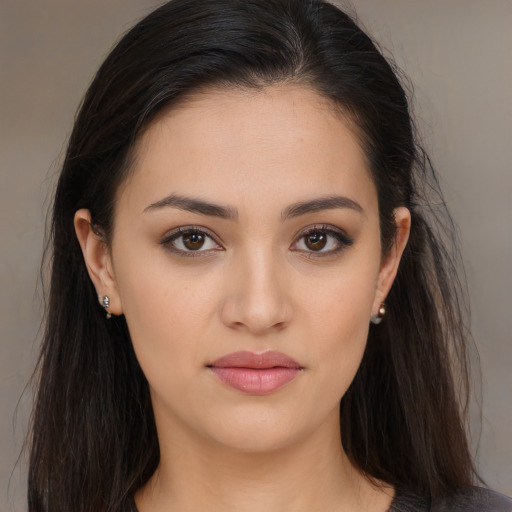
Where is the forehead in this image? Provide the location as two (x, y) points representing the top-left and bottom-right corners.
(119, 85), (376, 217)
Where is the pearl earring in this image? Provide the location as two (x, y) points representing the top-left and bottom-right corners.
(101, 295), (112, 319)
(370, 302), (386, 325)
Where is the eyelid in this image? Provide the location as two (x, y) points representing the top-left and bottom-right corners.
(159, 223), (353, 258)
(291, 224), (354, 257)
(159, 225), (224, 257)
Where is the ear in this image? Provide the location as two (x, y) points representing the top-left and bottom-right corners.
(74, 209), (123, 316)
(372, 207), (411, 315)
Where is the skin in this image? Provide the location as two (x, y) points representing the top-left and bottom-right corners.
(75, 85), (410, 512)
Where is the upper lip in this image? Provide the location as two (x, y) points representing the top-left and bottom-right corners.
(208, 350), (302, 369)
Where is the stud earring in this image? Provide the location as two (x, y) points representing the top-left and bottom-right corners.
(101, 295), (112, 319)
(370, 302), (386, 325)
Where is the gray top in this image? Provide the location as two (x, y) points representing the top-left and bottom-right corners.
(125, 486), (512, 511)
(390, 487), (512, 512)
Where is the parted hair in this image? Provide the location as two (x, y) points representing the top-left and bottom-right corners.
(29, 1), (476, 510)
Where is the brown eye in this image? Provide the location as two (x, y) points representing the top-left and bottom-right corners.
(293, 226), (354, 256)
(305, 231), (327, 251)
(161, 227), (222, 257)
(183, 231), (205, 250)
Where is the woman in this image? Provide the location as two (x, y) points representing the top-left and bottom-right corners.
(28, 0), (512, 511)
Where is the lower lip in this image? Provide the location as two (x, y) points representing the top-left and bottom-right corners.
(209, 367), (301, 395)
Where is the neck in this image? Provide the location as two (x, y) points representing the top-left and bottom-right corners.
(135, 408), (393, 512)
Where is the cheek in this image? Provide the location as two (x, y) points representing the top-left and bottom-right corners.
(113, 248), (219, 385)
(312, 291), (371, 368)
(299, 258), (379, 391)
(306, 308), (370, 418)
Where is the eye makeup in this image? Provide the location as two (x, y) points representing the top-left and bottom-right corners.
(292, 224), (354, 258)
(159, 225), (223, 258)
(159, 223), (354, 259)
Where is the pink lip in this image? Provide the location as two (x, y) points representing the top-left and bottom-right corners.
(208, 351), (303, 395)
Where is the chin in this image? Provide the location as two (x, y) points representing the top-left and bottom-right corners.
(198, 402), (331, 455)
(210, 424), (305, 454)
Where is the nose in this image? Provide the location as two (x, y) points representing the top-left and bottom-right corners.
(220, 248), (293, 335)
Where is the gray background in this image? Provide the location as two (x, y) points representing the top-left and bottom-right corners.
(1, 1), (511, 510)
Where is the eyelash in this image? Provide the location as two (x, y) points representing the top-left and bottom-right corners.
(295, 225), (354, 258)
(159, 224), (354, 259)
(160, 226), (222, 258)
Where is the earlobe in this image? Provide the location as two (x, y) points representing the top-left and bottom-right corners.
(73, 209), (122, 316)
(372, 207), (411, 315)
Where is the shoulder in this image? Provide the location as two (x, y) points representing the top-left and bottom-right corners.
(432, 487), (512, 512)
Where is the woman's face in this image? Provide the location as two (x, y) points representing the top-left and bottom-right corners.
(77, 85), (409, 453)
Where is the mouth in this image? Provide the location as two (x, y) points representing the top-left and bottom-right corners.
(207, 350), (303, 395)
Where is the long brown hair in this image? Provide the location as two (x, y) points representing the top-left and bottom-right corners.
(29, 1), (476, 510)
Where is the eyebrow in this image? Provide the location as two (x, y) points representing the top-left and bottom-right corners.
(143, 193), (364, 220)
